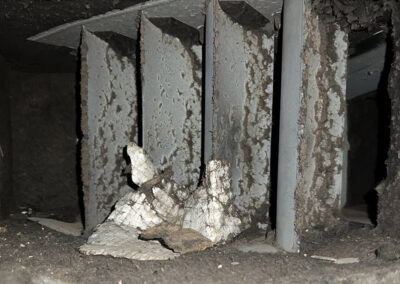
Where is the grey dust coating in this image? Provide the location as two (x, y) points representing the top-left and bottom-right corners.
(211, 1), (274, 227)
(276, 0), (348, 252)
(295, 7), (348, 233)
(80, 29), (138, 232)
(141, 16), (202, 190)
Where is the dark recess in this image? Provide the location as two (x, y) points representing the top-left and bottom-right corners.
(199, 20), (207, 186)
(345, 33), (392, 225)
(268, 17), (283, 230)
(76, 38), (85, 226)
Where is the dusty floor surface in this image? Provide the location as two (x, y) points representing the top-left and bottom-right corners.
(1, 216), (400, 283)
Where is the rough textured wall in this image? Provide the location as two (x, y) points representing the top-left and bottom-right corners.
(378, 0), (400, 236)
(81, 30), (138, 232)
(295, 4), (348, 233)
(212, 1), (274, 227)
(0, 55), (13, 218)
(9, 70), (78, 220)
(141, 17), (202, 190)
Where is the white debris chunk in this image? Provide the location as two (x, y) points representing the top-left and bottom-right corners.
(257, 222), (269, 230)
(108, 179), (187, 231)
(82, 146), (243, 260)
(183, 160), (242, 243)
(109, 158), (241, 243)
(108, 192), (165, 231)
(80, 222), (178, 260)
(127, 142), (157, 186)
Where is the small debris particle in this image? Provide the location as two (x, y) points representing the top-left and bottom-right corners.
(311, 255), (359, 264)
(218, 264), (222, 269)
(311, 255), (337, 262)
(257, 222), (268, 230)
(335, 258), (359, 264)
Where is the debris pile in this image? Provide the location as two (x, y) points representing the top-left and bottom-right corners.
(80, 142), (242, 260)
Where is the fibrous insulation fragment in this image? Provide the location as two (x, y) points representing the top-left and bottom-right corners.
(182, 160), (242, 243)
(82, 143), (243, 260)
(110, 144), (241, 242)
(127, 142), (157, 186)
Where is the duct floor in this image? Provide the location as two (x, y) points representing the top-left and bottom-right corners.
(1, 216), (400, 283)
